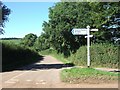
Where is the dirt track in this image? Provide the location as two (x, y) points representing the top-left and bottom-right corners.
(1, 55), (118, 88)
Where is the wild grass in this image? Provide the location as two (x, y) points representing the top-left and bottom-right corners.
(60, 67), (119, 84)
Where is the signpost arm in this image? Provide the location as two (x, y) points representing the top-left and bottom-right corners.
(87, 25), (90, 68)
(72, 26), (98, 68)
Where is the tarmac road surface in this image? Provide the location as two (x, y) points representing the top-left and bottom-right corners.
(1, 55), (118, 88)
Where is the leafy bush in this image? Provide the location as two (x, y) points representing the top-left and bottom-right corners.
(20, 33), (37, 47)
(2, 42), (43, 72)
(68, 43), (118, 68)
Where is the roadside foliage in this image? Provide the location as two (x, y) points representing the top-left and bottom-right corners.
(2, 41), (42, 71)
(68, 43), (118, 68)
(1, 2), (120, 71)
(38, 2), (120, 56)
(38, 2), (119, 68)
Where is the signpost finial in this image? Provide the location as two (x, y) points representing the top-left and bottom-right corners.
(87, 25), (90, 29)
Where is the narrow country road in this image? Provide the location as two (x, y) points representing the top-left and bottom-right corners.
(1, 55), (118, 88)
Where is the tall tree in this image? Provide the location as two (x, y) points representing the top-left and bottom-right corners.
(0, 1), (11, 34)
(21, 33), (37, 47)
(41, 2), (120, 56)
(34, 33), (50, 51)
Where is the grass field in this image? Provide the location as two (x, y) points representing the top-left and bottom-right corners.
(0, 39), (21, 45)
(60, 67), (119, 84)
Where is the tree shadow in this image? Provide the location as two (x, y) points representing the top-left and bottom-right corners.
(109, 70), (120, 73)
(2, 56), (44, 72)
(15, 63), (74, 71)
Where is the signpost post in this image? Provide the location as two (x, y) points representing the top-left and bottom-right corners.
(86, 25), (90, 68)
(71, 25), (98, 67)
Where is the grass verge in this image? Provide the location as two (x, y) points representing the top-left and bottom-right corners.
(60, 67), (119, 84)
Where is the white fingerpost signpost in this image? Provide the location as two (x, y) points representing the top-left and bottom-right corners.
(87, 25), (90, 67)
(71, 28), (87, 35)
(71, 25), (98, 67)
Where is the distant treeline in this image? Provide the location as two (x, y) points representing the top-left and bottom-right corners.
(0, 38), (22, 40)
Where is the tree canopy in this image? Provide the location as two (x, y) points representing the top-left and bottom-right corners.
(37, 2), (120, 56)
(21, 33), (37, 47)
(0, 1), (11, 34)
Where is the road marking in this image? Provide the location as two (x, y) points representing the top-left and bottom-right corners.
(36, 82), (46, 85)
(36, 82), (40, 84)
(36, 80), (46, 85)
(11, 79), (19, 81)
(4, 71), (29, 84)
(4, 79), (19, 84)
(26, 80), (32, 82)
(5, 81), (16, 84)
(40, 80), (44, 82)
(41, 82), (46, 84)
(40, 80), (46, 84)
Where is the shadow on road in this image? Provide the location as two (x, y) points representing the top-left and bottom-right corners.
(2, 56), (44, 72)
(109, 70), (120, 72)
(16, 63), (74, 71)
(2, 42), (46, 72)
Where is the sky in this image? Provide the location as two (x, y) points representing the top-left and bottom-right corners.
(0, 2), (58, 38)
